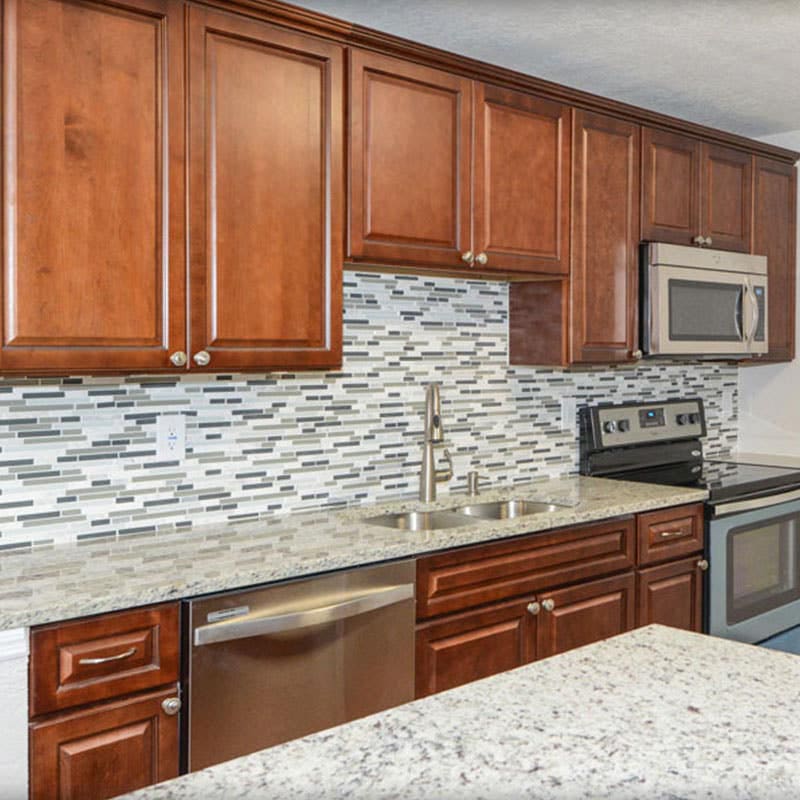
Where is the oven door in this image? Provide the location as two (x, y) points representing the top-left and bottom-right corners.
(646, 265), (767, 356)
(708, 497), (800, 643)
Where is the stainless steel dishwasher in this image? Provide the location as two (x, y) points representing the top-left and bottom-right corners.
(183, 559), (416, 771)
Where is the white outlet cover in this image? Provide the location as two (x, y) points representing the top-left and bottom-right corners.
(156, 413), (186, 461)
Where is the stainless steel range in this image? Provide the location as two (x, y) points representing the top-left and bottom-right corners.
(580, 398), (800, 655)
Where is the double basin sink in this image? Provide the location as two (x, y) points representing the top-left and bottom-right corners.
(366, 499), (567, 532)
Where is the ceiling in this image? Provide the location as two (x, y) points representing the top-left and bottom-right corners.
(291, 0), (800, 138)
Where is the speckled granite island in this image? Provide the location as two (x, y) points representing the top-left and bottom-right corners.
(0, 475), (706, 630)
(118, 625), (800, 800)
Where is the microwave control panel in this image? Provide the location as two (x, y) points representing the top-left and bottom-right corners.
(581, 399), (706, 451)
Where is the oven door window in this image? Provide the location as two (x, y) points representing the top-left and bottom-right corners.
(669, 279), (743, 342)
(727, 515), (800, 625)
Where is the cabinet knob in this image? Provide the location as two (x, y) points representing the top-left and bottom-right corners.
(542, 599), (555, 612)
(692, 235), (705, 246)
(475, 252), (489, 266)
(193, 350), (211, 367)
(631, 349), (643, 360)
(161, 697), (181, 716)
(169, 351), (187, 367)
(526, 601), (541, 616)
(697, 559), (709, 572)
(704, 236), (713, 247)
(461, 250), (475, 266)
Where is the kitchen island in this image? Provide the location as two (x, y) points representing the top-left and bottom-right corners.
(120, 625), (800, 800)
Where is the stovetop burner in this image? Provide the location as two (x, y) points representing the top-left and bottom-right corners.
(579, 398), (800, 506)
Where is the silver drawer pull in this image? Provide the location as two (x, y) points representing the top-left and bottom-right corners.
(659, 530), (685, 539)
(79, 647), (137, 666)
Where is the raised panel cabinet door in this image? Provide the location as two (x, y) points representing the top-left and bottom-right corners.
(188, 8), (343, 371)
(415, 598), (535, 698)
(641, 127), (701, 245)
(473, 84), (570, 274)
(752, 158), (797, 362)
(701, 144), (752, 253)
(537, 572), (636, 660)
(636, 556), (704, 632)
(348, 49), (472, 269)
(571, 110), (640, 362)
(29, 686), (179, 800)
(1, 0), (186, 374)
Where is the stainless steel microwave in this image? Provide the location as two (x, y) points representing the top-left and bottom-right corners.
(642, 242), (768, 358)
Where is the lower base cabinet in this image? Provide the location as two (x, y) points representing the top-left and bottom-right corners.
(637, 556), (705, 632)
(537, 572), (636, 660)
(30, 687), (179, 800)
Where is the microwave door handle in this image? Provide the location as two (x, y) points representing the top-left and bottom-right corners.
(734, 286), (744, 341)
(748, 283), (760, 344)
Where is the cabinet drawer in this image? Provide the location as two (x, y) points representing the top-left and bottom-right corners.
(637, 504), (704, 566)
(30, 686), (180, 800)
(30, 603), (179, 717)
(416, 517), (635, 619)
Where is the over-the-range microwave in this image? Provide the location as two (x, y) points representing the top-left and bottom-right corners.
(641, 242), (768, 358)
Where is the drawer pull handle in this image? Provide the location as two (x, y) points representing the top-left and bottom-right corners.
(659, 529), (685, 539)
(79, 647), (137, 666)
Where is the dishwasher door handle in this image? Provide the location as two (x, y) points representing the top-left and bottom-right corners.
(193, 583), (415, 646)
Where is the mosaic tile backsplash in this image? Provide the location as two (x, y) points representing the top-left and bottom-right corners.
(0, 273), (738, 549)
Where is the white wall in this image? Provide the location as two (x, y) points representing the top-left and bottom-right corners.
(737, 130), (800, 455)
(0, 629), (28, 800)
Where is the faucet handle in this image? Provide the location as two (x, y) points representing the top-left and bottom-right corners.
(467, 470), (488, 496)
(436, 448), (454, 484)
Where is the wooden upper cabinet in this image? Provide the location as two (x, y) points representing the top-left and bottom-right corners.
(752, 158), (797, 362)
(571, 110), (640, 363)
(641, 127), (702, 246)
(348, 49), (472, 269)
(701, 143), (752, 253)
(1, 0), (186, 374)
(188, 8), (343, 370)
(473, 84), (570, 274)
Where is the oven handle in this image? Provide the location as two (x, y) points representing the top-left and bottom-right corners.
(193, 583), (415, 646)
(714, 487), (800, 517)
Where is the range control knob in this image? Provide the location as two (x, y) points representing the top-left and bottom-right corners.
(689, 413), (700, 425)
(677, 413), (690, 426)
(603, 420), (618, 434)
(618, 419), (631, 433)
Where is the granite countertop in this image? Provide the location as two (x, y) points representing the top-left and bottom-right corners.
(120, 625), (800, 800)
(0, 476), (707, 631)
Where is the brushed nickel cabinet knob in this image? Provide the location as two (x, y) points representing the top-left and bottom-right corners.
(704, 236), (713, 247)
(631, 349), (643, 360)
(692, 235), (705, 246)
(697, 559), (709, 571)
(170, 351), (187, 367)
(527, 601), (541, 616)
(162, 697), (181, 716)
(475, 252), (489, 266)
(542, 599), (555, 612)
(461, 250), (475, 265)
(193, 350), (211, 367)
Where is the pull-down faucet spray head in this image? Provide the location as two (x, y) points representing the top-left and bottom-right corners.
(424, 383), (444, 443)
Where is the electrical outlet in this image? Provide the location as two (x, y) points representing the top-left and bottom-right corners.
(156, 413), (186, 460)
(560, 397), (576, 433)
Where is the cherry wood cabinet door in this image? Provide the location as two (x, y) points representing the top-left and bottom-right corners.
(473, 84), (570, 274)
(30, 686), (179, 800)
(348, 49), (472, 269)
(415, 598), (535, 698)
(636, 556), (704, 632)
(701, 144), (752, 253)
(1, 0), (186, 374)
(188, 8), (343, 371)
(752, 157), (797, 362)
(537, 572), (635, 659)
(571, 110), (640, 362)
(641, 127), (701, 246)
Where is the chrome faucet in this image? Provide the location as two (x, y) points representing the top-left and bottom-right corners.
(419, 383), (453, 502)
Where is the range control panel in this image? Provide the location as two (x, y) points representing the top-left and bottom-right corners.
(581, 399), (706, 451)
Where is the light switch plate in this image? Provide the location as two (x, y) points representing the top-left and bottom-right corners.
(561, 398), (576, 433)
(156, 413), (186, 460)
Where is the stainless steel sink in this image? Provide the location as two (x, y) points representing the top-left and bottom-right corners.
(454, 499), (566, 520)
(364, 510), (475, 532)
